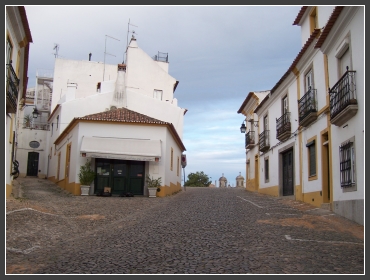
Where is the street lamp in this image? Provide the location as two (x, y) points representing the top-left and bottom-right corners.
(240, 121), (246, 133)
(32, 107), (39, 118)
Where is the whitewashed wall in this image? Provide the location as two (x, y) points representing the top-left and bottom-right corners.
(324, 7), (364, 203)
(125, 39), (177, 103)
(51, 58), (118, 111)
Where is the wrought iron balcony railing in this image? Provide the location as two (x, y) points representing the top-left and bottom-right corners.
(23, 122), (50, 131)
(329, 67), (357, 126)
(245, 131), (255, 149)
(298, 87), (317, 126)
(259, 130), (270, 152)
(276, 112), (291, 141)
(6, 63), (20, 114)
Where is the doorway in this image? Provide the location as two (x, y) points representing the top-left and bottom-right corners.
(282, 149), (294, 196)
(95, 158), (145, 195)
(27, 152), (39, 176)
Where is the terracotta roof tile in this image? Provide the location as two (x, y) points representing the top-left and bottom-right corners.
(254, 28), (321, 114)
(293, 6), (308, 25)
(77, 107), (169, 125)
(314, 6), (344, 49)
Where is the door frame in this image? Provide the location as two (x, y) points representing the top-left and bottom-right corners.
(26, 151), (39, 176)
(278, 143), (295, 197)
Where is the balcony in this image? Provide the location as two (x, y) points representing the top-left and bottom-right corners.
(329, 68), (357, 126)
(23, 122), (50, 131)
(6, 63), (20, 114)
(259, 130), (270, 153)
(276, 112), (291, 142)
(245, 131), (256, 149)
(298, 87), (317, 127)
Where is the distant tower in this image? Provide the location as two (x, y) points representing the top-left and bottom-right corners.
(219, 173), (227, 188)
(236, 172), (245, 188)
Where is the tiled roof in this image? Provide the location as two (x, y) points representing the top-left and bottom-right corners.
(314, 6), (344, 49)
(77, 107), (169, 125)
(54, 107), (186, 151)
(293, 6), (308, 25)
(254, 28), (321, 114)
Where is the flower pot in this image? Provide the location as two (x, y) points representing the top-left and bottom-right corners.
(148, 187), (157, 198)
(80, 185), (91, 196)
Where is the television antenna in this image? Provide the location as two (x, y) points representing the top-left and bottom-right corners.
(103, 35), (120, 81)
(125, 19), (138, 59)
(53, 43), (59, 58)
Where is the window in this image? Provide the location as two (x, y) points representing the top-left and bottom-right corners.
(305, 69), (314, 92)
(51, 123), (53, 136)
(170, 148), (173, 171)
(264, 115), (268, 130)
(264, 158), (269, 182)
(339, 140), (356, 188)
(154, 89), (163, 100)
(306, 140), (316, 177)
(282, 95), (288, 114)
(56, 115), (59, 129)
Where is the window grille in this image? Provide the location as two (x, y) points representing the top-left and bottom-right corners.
(339, 141), (355, 188)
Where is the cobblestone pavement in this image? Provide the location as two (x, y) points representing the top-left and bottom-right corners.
(6, 177), (364, 274)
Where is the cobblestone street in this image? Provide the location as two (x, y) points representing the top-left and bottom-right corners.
(6, 177), (364, 274)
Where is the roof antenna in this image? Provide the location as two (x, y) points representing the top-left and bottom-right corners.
(53, 43), (59, 58)
(125, 18), (138, 62)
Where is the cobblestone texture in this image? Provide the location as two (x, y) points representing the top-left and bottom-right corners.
(6, 177), (364, 274)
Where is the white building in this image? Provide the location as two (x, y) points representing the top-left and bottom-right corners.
(238, 6), (364, 225)
(17, 36), (187, 197)
(6, 6), (32, 198)
(237, 90), (269, 192)
(314, 6), (364, 224)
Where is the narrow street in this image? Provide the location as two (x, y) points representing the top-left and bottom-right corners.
(6, 177), (364, 274)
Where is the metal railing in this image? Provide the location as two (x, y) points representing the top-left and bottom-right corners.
(276, 112), (291, 139)
(6, 63), (20, 113)
(259, 130), (270, 152)
(152, 52), (168, 62)
(245, 131), (255, 148)
(329, 67), (357, 120)
(298, 87), (317, 122)
(23, 123), (50, 131)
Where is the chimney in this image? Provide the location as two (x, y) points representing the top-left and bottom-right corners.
(89, 53), (92, 61)
(66, 82), (77, 102)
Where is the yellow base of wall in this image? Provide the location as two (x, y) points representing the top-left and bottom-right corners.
(157, 182), (182, 197)
(246, 179), (258, 192)
(6, 183), (12, 198)
(302, 191), (323, 208)
(258, 185), (279, 197)
(295, 184), (303, 201)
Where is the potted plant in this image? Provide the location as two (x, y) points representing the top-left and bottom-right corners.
(23, 114), (32, 128)
(145, 174), (162, 197)
(78, 159), (96, 196)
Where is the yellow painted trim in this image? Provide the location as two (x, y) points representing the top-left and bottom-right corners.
(157, 181), (182, 197)
(307, 135), (318, 181)
(258, 185), (279, 197)
(303, 190), (323, 208)
(320, 128), (330, 203)
(317, 104), (329, 116)
(170, 147), (174, 171)
(295, 184), (303, 201)
(6, 183), (13, 198)
(309, 7), (318, 34)
(246, 178), (258, 192)
(292, 67), (300, 77)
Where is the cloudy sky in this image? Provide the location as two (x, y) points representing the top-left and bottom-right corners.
(24, 5), (303, 186)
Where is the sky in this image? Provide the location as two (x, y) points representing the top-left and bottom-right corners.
(24, 5), (303, 187)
